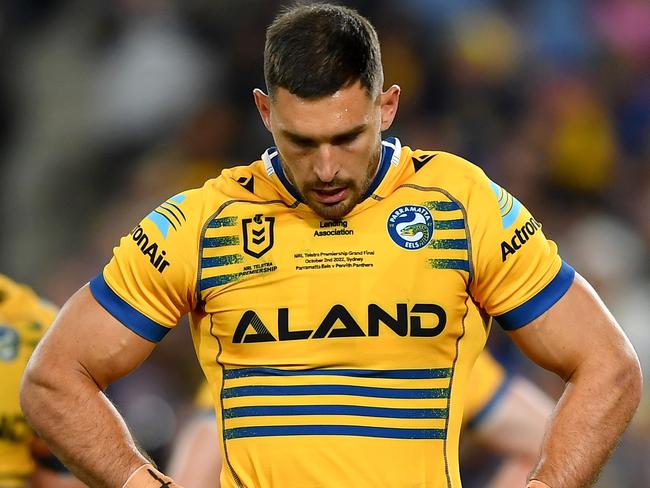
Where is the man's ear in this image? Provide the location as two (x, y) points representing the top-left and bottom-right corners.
(253, 88), (272, 131)
(379, 84), (401, 131)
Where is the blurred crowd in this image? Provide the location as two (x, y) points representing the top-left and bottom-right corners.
(0, 0), (648, 486)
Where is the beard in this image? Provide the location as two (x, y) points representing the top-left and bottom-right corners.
(284, 146), (382, 220)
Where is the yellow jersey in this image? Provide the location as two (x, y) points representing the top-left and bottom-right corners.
(0, 274), (57, 487)
(463, 351), (507, 428)
(92, 138), (574, 488)
(194, 381), (215, 411)
(194, 347), (506, 423)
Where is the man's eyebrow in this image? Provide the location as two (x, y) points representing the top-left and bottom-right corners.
(282, 124), (368, 144)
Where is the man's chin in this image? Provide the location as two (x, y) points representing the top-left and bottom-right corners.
(306, 197), (356, 220)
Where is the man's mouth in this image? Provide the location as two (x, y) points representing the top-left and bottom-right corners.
(310, 187), (349, 205)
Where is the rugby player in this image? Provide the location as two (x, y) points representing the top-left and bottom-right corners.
(21, 4), (641, 488)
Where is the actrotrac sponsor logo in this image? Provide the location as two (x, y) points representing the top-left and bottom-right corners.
(501, 217), (542, 261)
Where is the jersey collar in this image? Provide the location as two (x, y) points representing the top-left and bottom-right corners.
(261, 137), (402, 205)
(261, 147), (304, 203)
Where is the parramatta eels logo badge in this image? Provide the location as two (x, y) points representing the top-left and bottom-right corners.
(242, 214), (275, 258)
(387, 205), (435, 250)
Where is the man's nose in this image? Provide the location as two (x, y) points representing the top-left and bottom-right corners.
(313, 145), (339, 183)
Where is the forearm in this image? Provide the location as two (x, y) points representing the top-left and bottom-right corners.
(530, 358), (641, 487)
(21, 366), (148, 488)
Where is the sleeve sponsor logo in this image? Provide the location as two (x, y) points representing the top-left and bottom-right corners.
(130, 224), (171, 273)
(501, 217), (542, 261)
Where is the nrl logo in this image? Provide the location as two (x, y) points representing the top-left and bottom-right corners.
(242, 213), (275, 258)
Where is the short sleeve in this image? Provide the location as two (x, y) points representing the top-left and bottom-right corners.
(467, 172), (575, 330)
(90, 192), (200, 342)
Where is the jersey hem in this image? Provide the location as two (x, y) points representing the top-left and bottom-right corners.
(496, 261), (575, 330)
(89, 274), (171, 342)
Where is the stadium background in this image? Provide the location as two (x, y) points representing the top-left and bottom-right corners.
(0, 0), (647, 485)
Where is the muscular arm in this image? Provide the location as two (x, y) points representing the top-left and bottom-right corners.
(509, 273), (642, 487)
(20, 285), (157, 487)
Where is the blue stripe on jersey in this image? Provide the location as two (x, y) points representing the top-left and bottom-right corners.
(496, 261), (575, 330)
(425, 201), (461, 211)
(434, 219), (465, 230)
(223, 384), (449, 399)
(430, 239), (468, 250)
(201, 255), (244, 268)
(208, 217), (237, 228)
(89, 274), (170, 342)
(224, 404), (448, 420)
(428, 259), (470, 272)
(202, 236), (240, 247)
(224, 367), (452, 380)
(224, 425), (446, 440)
(466, 375), (512, 429)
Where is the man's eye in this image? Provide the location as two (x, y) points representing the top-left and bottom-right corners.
(292, 139), (316, 148)
(333, 133), (360, 145)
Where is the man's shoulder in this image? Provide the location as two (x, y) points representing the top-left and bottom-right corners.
(197, 159), (283, 207)
(403, 148), (489, 196)
(165, 160), (273, 219)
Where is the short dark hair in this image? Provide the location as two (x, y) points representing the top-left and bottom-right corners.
(264, 2), (383, 100)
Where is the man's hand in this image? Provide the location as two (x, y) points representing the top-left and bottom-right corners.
(123, 464), (184, 488)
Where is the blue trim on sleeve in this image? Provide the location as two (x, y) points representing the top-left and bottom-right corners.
(496, 261), (575, 330)
(89, 274), (171, 342)
(466, 375), (512, 429)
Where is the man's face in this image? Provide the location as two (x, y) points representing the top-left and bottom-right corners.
(255, 82), (400, 220)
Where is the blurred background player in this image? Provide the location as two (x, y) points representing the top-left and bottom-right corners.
(0, 274), (85, 488)
(168, 351), (554, 488)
